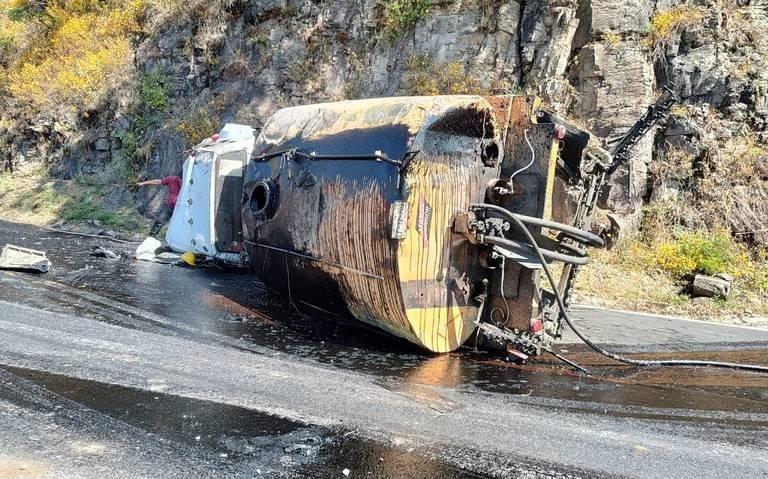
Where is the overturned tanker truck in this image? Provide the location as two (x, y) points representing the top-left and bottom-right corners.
(239, 93), (674, 356)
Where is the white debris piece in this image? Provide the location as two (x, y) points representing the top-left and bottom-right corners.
(0, 244), (51, 273)
(342, 468), (350, 476)
(135, 237), (163, 262)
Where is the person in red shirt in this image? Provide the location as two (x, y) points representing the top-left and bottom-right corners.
(138, 173), (182, 237)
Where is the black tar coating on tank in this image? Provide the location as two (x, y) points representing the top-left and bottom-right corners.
(427, 106), (497, 139)
(241, 105), (506, 325)
(243, 124), (410, 316)
(253, 125), (412, 160)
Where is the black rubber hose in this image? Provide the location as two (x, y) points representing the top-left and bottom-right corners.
(493, 205), (768, 374)
(472, 203), (604, 248)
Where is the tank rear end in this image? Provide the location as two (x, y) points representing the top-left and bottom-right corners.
(242, 95), (591, 353)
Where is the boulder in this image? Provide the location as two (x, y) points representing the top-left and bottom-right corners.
(96, 138), (109, 151)
(715, 272), (734, 283)
(691, 274), (731, 298)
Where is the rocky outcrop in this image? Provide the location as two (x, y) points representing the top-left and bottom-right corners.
(1, 0), (766, 227)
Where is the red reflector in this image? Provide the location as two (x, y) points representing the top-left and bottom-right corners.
(531, 319), (543, 333)
(555, 125), (567, 140)
(506, 347), (529, 363)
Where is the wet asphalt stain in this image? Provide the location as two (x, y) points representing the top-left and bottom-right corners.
(1, 220), (768, 418)
(1, 366), (491, 478)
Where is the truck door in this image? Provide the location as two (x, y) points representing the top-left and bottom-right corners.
(213, 150), (247, 253)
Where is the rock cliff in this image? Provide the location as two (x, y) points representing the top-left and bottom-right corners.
(1, 0), (767, 237)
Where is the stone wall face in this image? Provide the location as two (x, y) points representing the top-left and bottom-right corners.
(3, 0), (767, 223)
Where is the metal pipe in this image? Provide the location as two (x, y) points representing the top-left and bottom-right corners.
(483, 235), (590, 266)
(471, 203), (604, 248)
(244, 241), (384, 280)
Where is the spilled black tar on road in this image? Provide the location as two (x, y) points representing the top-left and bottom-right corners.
(0, 220), (767, 478)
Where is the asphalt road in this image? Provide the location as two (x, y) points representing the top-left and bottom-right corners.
(0, 221), (767, 479)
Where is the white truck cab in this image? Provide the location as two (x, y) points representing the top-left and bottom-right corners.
(165, 123), (255, 266)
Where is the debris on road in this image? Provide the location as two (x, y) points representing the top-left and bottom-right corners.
(134, 237), (195, 266)
(283, 444), (317, 456)
(89, 246), (120, 260)
(48, 220), (131, 243)
(181, 251), (197, 267)
(135, 237), (163, 262)
(154, 252), (183, 264)
(61, 265), (94, 285)
(0, 244), (51, 273)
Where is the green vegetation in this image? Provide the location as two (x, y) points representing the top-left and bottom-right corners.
(10, 181), (67, 212)
(578, 124), (768, 318)
(643, 6), (705, 51)
(578, 231), (768, 318)
(400, 54), (482, 96)
(111, 71), (171, 182)
(282, 4), (300, 17)
(378, 0), (431, 40)
(60, 199), (144, 231)
(654, 230), (743, 278)
(139, 71), (170, 112)
(176, 108), (220, 147)
(248, 33), (271, 49)
(0, 165), (148, 233)
(112, 129), (143, 182)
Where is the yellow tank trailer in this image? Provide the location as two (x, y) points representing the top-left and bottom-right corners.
(242, 95), (599, 354)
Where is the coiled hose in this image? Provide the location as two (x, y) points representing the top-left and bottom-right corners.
(471, 203), (768, 374)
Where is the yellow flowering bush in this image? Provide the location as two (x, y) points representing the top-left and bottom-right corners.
(644, 6), (706, 50)
(4, 0), (148, 112)
(176, 109), (220, 147)
(654, 230), (740, 278)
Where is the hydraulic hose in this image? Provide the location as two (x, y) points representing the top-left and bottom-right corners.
(475, 203), (604, 247)
(474, 203), (768, 374)
(483, 235), (590, 266)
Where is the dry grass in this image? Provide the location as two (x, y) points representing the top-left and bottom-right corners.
(576, 238), (768, 321)
(0, 164), (148, 232)
(0, 165), (68, 225)
(400, 54), (484, 96)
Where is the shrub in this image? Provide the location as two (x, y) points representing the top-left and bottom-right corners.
(112, 129), (145, 182)
(0, 2), (37, 64)
(400, 54), (482, 96)
(223, 48), (251, 79)
(379, 0), (430, 40)
(176, 109), (220, 147)
(601, 31), (621, 48)
(60, 198), (144, 231)
(139, 71), (170, 112)
(6, 0), (146, 112)
(644, 6), (705, 51)
(654, 230), (738, 278)
(248, 33), (270, 49)
(7, 0), (48, 22)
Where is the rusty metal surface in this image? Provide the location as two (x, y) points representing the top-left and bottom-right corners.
(242, 95), (576, 353)
(483, 97), (561, 333)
